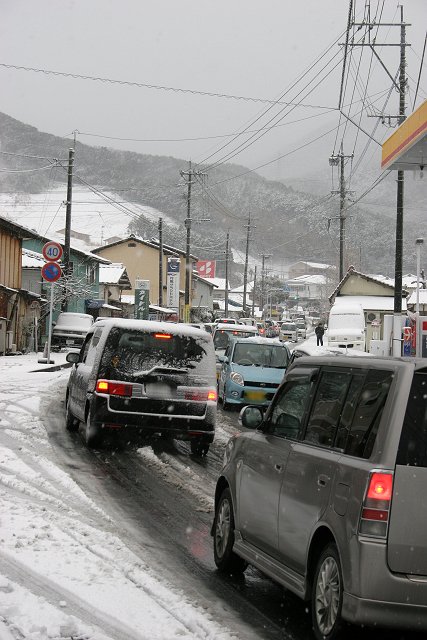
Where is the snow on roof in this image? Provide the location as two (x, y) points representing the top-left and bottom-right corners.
(303, 261), (334, 269)
(22, 248), (45, 268)
(334, 295), (407, 312)
(287, 274), (327, 285)
(204, 277), (228, 290)
(407, 289), (427, 305)
(121, 294), (135, 305)
(230, 281), (254, 293)
(99, 263), (126, 284)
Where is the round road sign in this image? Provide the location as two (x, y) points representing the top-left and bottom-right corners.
(42, 261), (62, 282)
(42, 241), (63, 262)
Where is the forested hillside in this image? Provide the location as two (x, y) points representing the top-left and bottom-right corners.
(0, 111), (423, 280)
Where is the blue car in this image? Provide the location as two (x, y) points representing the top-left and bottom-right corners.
(218, 337), (290, 409)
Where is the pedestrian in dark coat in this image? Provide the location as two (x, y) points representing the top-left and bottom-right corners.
(315, 323), (325, 346)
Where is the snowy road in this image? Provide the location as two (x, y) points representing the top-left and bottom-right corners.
(0, 354), (422, 640)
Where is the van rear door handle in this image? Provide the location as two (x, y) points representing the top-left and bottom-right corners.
(318, 474), (330, 486)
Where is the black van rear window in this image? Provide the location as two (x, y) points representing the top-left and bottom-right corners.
(397, 371), (427, 468)
(99, 327), (214, 382)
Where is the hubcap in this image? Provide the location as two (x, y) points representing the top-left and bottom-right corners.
(215, 498), (231, 558)
(314, 555), (340, 636)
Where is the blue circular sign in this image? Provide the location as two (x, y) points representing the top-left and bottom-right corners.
(42, 261), (62, 282)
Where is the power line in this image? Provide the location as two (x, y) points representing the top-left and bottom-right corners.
(0, 62), (334, 108)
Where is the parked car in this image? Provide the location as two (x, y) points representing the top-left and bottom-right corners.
(295, 319), (307, 340)
(65, 319), (217, 454)
(290, 343), (374, 364)
(213, 323), (259, 378)
(51, 312), (93, 350)
(218, 337), (290, 409)
(279, 320), (298, 343)
(214, 317), (243, 325)
(212, 355), (427, 639)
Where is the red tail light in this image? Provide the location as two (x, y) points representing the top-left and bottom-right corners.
(184, 389), (217, 402)
(359, 471), (393, 538)
(96, 379), (132, 397)
(154, 333), (172, 340)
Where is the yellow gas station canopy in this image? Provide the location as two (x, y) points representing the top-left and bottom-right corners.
(381, 99), (427, 171)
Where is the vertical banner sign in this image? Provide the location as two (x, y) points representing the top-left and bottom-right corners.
(166, 257), (180, 311)
(196, 260), (216, 278)
(134, 279), (150, 320)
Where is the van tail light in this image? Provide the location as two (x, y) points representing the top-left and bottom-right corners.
(154, 333), (172, 340)
(96, 379), (132, 397)
(184, 389), (217, 402)
(359, 471), (393, 539)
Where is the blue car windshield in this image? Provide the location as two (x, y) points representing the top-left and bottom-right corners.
(233, 343), (289, 368)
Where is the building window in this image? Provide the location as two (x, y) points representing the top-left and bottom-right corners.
(86, 263), (96, 285)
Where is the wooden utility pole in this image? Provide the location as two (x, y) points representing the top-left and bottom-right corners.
(180, 162), (208, 322)
(251, 265), (257, 318)
(62, 147), (74, 311)
(243, 215), (255, 315)
(225, 232), (230, 316)
(260, 253), (271, 314)
(158, 217), (163, 307)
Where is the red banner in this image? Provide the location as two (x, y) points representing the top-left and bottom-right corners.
(197, 260), (216, 278)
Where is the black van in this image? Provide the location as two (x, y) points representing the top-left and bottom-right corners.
(65, 319), (217, 454)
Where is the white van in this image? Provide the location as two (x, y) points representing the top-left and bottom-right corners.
(328, 302), (366, 351)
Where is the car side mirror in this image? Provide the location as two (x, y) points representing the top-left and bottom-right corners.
(66, 351), (80, 364)
(239, 405), (264, 430)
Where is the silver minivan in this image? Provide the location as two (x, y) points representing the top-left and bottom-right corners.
(212, 355), (427, 639)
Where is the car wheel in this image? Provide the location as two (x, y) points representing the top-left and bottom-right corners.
(83, 411), (103, 448)
(190, 439), (209, 456)
(311, 543), (343, 640)
(65, 394), (79, 432)
(213, 488), (247, 574)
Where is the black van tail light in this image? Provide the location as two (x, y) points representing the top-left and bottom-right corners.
(96, 379), (132, 397)
(184, 389), (217, 402)
(154, 333), (172, 340)
(359, 471), (393, 539)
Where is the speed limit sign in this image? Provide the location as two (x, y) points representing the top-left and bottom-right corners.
(42, 241), (63, 262)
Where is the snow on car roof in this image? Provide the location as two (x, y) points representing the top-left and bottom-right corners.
(88, 318), (211, 338)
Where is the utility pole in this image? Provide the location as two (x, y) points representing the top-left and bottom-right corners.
(260, 253), (271, 316)
(329, 144), (353, 281)
(62, 147), (74, 311)
(243, 215), (256, 315)
(251, 265), (257, 318)
(344, 5), (409, 355)
(180, 161), (208, 322)
(158, 217), (163, 307)
(225, 232), (230, 316)
(393, 4), (407, 356)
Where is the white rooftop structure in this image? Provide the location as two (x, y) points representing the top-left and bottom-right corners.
(334, 295), (407, 312)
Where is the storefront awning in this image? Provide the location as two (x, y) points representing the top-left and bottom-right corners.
(381, 100), (427, 171)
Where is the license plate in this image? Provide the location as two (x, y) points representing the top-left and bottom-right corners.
(145, 382), (174, 399)
(245, 390), (266, 401)
(66, 339), (74, 345)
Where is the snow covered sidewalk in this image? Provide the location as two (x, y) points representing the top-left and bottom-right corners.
(0, 353), (237, 640)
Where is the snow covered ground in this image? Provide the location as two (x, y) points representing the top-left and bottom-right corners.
(0, 353), (238, 640)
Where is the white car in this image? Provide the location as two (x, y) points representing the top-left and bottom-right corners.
(279, 321), (298, 343)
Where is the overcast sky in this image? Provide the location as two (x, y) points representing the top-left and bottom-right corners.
(1, 0), (426, 184)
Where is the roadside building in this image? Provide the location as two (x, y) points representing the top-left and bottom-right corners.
(329, 266), (408, 351)
(92, 235), (198, 320)
(0, 217), (44, 354)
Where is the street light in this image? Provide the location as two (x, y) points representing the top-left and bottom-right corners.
(416, 238), (424, 357)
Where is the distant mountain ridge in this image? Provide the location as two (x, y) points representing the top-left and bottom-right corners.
(0, 110), (424, 280)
